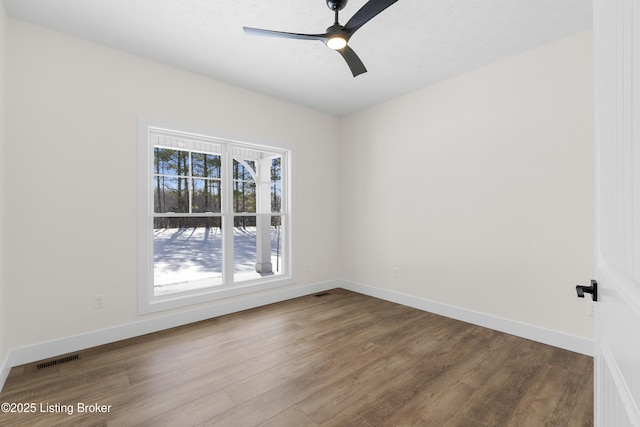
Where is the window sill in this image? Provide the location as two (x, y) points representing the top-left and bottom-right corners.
(139, 274), (295, 315)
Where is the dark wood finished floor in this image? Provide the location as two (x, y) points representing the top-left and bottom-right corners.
(0, 289), (593, 426)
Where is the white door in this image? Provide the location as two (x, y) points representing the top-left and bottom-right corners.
(593, 0), (640, 425)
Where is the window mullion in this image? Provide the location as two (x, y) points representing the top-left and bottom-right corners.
(222, 144), (235, 285)
(188, 150), (193, 214)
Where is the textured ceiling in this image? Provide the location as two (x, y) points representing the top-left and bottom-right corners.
(3, 0), (592, 116)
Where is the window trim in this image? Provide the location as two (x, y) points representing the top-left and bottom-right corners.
(137, 117), (294, 314)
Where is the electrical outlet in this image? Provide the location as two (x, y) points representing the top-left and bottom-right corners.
(587, 302), (595, 317)
(93, 294), (104, 310)
(305, 264), (311, 274)
(392, 267), (400, 278)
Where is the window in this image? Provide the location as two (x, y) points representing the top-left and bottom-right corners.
(138, 120), (292, 313)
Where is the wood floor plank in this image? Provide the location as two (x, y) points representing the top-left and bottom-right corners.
(298, 317), (475, 424)
(506, 364), (577, 427)
(258, 405), (319, 427)
(225, 305), (430, 407)
(341, 326), (495, 425)
(133, 390), (235, 427)
(0, 289), (593, 427)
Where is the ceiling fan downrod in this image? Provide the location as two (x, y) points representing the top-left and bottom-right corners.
(327, 0), (347, 24)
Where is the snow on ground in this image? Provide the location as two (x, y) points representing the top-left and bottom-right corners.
(153, 226), (283, 296)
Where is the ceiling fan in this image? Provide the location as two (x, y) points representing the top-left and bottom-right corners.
(243, 0), (399, 77)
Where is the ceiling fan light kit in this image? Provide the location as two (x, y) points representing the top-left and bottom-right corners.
(243, 0), (398, 77)
(327, 36), (347, 50)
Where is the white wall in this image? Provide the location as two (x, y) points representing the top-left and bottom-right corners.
(339, 31), (594, 340)
(4, 19), (341, 353)
(0, 1), (8, 381)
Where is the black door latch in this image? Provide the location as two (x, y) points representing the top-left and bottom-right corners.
(576, 280), (598, 302)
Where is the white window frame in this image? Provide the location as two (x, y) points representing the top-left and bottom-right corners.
(137, 118), (293, 314)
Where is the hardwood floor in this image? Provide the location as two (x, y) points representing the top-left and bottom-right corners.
(0, 289), (593, 426)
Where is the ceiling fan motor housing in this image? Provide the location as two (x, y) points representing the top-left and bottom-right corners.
(326, 0), (347, 11)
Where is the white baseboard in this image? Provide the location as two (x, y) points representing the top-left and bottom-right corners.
(0, 353), (10, 393)
(338, 279), (594, 357)
(0, 280), (338, 392)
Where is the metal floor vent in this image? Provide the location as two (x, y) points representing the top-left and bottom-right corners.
(314, 292), (330, 297)
(36, 354), (79, 370)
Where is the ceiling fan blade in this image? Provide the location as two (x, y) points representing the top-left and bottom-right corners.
(337, 45), (367, 77)
(243, 27), (327, 42)
(343, 0), (398, 35)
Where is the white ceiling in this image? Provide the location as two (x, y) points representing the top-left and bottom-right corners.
(3, 0), (592, 116)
